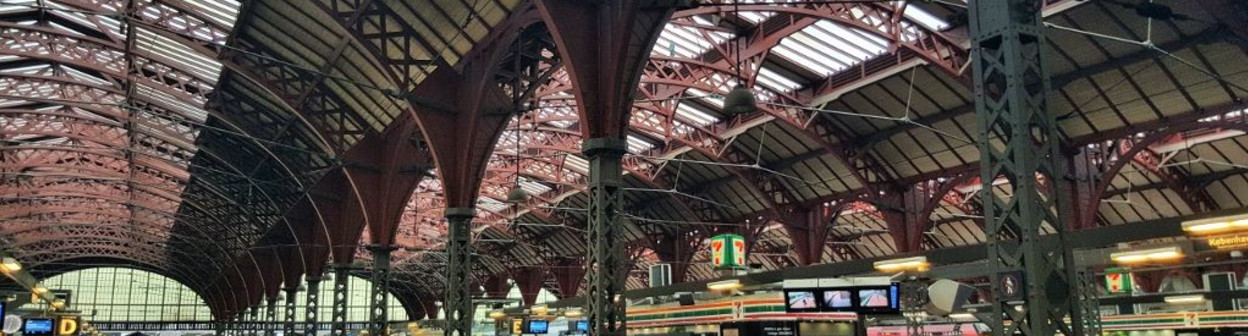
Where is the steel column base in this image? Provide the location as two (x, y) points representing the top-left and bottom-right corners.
(444, 207), (476, 336)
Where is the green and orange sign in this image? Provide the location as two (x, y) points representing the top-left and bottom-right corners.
(1105, 267), (1133, 294)
(710, 234), (746, 269)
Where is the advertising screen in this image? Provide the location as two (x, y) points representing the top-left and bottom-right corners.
(24, 318), (55, 336)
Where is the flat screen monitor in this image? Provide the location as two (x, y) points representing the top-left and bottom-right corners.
(783, 289), (820, 312)
(574, 320), (588, 332)
(23, 318), (54, 336)
(822, 289), (854, 310)
(855, 284), (900, 314)
(524, 320), (548, 334)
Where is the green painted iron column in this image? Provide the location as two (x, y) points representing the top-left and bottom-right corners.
(969, 0), (1088, 335)
(583, 138), (628, 336)
(331, 265), (350, 336)
(444, 207), (476, 335)
(368, 245), (396, 336)
(305, 276), (322, 336)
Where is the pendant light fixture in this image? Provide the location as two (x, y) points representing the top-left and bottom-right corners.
(506, 36), (530, 205)
(722, 0), (757, 115)
(505, 124), (528, 205)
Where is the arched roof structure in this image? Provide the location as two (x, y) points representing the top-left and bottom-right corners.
(2, 0), (1247, 320)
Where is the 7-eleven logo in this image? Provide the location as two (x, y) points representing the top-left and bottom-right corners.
(712, 240), (724, 265)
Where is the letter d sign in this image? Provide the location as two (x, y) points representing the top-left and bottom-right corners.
(57, 318), (78, 336)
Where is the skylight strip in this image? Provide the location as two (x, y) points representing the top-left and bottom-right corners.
(808, 24), (874, 60)
(903, 4), (949, 31)
(675, 102), (720, 126)
(775, 38), (843, 75)
(755, 66), (802, 92)
(788, 32), (858, 70)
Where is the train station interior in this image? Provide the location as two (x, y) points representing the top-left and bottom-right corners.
(0, 0), (1246, 335)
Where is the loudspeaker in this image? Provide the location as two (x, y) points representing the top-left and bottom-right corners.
(678, 293), (696, 306)
(925, 279), (976, 316)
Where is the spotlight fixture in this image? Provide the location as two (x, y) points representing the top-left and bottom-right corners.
(1110, 246), (1183, 264)
(873, 256), (930, 273)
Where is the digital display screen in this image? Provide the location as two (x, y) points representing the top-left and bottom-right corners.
(858, 288), (891, 307)
(525, 320), (548, 333)
(575, 320), (588, 332)
(854, 284), (901, 314)
(822, 290), (853, 309)
(23, 318), (54, 336)
(784, 289), (819, 312)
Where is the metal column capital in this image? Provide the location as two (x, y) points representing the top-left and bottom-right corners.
(444, 207), (477, 220)
(581, 138), (628, 157)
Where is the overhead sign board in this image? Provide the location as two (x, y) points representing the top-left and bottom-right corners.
(57, 316), (79, 336)
(1208, 234), (1248, 250)
(710, 234), (746, 269)
(1104, 267), (1133, 294)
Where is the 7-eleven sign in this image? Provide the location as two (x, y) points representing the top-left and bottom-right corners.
(1105, 267), (1133, 294)
(710, 234), (746, 269)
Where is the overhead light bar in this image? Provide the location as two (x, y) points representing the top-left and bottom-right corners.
(1164, 295), (1206, 304)
(0, 257), (20, 274)
(531, 304), (549, 316)
(564, 308), (583, 318)
(1182, 214), (1248, 234)
(948, 313), (976, 320)
(32, 284), (48, 294)
(707, 279), (743, 291)
(1110, 246), (1184, 264)
(488, 310), (506, 319)
(874, 256), (930, 272)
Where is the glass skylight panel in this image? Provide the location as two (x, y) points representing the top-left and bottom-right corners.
(477, 197), (509, 213)
(755, 66), (802, 93)
(903, 4), (949, 31)
(687, 88), (725, 109)
(136, 28), (223, 81)
(773, 21), (888, 76)
(63, 64), (113, 87)
(182, 0), (243, 28)
(47, 2), (121, 38)
(626, 134), (656, 153)
(136, 85), (208, 122)
(517, 177), (552, 195)
(675, 101), (720, 126)
(563, 154), (589, 173)
(0, 0), (36, 15)
(653, 22), (733, 58)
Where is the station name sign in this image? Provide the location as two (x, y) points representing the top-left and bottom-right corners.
(1208, 234), (1248, 250)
